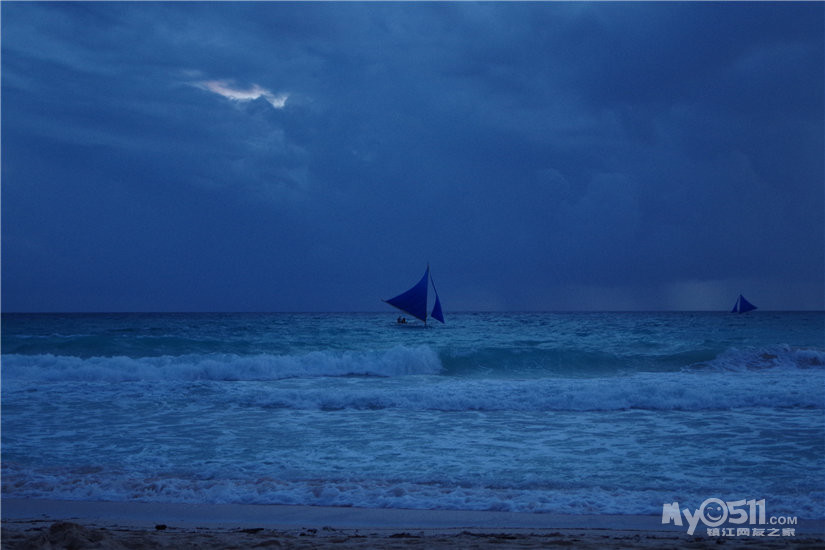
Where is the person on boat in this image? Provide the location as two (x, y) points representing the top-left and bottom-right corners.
(397, 316), (406, 324)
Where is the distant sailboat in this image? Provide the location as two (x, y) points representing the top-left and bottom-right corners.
(731, 294), (758, 313)
(383, 265), (445, 325)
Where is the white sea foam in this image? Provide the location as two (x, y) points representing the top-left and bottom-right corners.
(3, 345), (822, 412)
(3, 313), (822, 520)
(1, 345), (443, 383)
(3, 463), (820, 518)
(241, 368), (823, 412)
(3, 343), (820, 384)
(691, 344), (825, 372)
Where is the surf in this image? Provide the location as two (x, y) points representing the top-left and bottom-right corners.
(1, 345), (444, 384)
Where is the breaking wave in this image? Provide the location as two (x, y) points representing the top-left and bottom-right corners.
(1, 345), (443, 383)
(3, 344), (821, 412)
(688, 344), (825, 371)
(243, 368), (823, 412)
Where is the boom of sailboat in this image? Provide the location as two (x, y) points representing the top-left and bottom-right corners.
(383, 265), (444, 325)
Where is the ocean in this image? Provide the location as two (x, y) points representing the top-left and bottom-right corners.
(2, 311), (823, 519)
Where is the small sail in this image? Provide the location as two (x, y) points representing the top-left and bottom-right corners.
(431, 287), (445, 324)
(731, 294), (757, 313)
(384, 267), (429, 323)
(738, 294), (757, 313)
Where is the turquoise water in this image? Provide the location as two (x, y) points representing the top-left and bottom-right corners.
(2, 312), (823, 517)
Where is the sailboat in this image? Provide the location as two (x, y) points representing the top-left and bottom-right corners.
(731, 294), (758, 313)
(383, 265), (445, 325)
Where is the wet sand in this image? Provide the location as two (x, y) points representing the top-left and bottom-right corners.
(2, 498), (823, 549)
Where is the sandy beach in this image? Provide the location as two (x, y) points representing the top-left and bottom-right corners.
(2, 499), (823, 549)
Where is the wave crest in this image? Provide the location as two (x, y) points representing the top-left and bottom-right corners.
(689, 345), (825, 372)
(245, 368), (823, 412)
(1, 346), (443, 383)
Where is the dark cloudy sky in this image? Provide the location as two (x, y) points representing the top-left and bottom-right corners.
(2, 2), (823, 312)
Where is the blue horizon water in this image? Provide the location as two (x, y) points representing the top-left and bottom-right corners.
(3, 308), (823, 314)
(2, 312), (823, 518)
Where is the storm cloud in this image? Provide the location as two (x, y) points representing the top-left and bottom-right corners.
(2, 2), (823, 311)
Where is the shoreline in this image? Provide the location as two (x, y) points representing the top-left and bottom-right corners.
(2, 498), (823, 549)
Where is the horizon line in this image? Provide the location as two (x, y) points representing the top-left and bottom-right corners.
(3, 309), (824, 315)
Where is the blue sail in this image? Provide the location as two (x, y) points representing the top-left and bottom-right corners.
(738, 294), (757, 313)
(732, 294), (758, 313)
(384, 267), (429, 323)
(430, 278), (445, 324)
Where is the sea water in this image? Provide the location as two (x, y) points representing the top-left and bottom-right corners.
(2, 312), (823, 518)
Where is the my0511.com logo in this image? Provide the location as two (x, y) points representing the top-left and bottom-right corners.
(662, 498), (798, 536)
